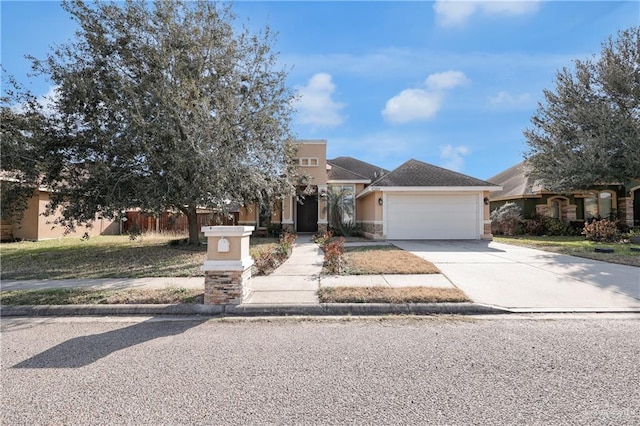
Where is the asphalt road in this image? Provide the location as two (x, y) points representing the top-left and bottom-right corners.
(2, 316), (639, 425)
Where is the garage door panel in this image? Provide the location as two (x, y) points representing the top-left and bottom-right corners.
(386, 194), (478, 239)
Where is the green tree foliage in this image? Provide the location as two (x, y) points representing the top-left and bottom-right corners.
(26, 0), (297, 244)
(0, 73), (49, 222)
(524, 26), (640, 191)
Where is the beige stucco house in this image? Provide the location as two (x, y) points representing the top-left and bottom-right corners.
(239, 140), (501, 240)
(1, 187), (119, 241)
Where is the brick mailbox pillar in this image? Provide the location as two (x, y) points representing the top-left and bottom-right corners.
(201, 226), (254, 305)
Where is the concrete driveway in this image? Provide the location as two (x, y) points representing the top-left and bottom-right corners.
(392, 240), (640, 311)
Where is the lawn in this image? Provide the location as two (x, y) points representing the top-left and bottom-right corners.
(0, 287), (203, 305)
(494, 236), (640, 267)
(0, 235), (281, 280)
(317, 286), (469, 303)
(340, 245), (440, 275)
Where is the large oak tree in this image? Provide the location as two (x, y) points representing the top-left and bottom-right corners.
(27, 0), (297, 244)
(524, 26), (640, 191)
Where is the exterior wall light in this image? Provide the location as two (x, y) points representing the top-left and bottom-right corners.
(378, 197), (383, 206)
(484, 197), (490, 205)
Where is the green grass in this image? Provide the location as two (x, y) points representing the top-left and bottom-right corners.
(0, 235), (281, 280)
(0, 287), (203, 305)
(494, 236), (640, 267)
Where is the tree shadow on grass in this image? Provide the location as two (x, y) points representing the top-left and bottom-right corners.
(13, 316), (207, 369)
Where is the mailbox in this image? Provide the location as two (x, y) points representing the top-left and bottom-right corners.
(217, 237), (230, 253)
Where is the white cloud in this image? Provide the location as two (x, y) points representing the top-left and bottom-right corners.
(382, 89), (443, 124)
(295, 73), (345, 129)
(489, 90), (531, 106)
(440, 144), (470, 172)
(382, 70), (469, 124)
(426, 70), (470, 90)
(434, 0), (541, 28)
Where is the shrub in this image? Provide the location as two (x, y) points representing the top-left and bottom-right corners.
(313, 230), (333, 245)
(252, 249), (281, 275)
(582, 219), (620, 242)
(276, 231), (297, 256)
(323, 237), (345, 274)
(542, 217), (568, 236)
(267, 222), (283, 238)
(490, 203), (523, 236)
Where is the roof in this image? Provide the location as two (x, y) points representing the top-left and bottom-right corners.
(486, 161), (544, 199)
(327, 157), (389, 181)
(371, 159), (498, 187)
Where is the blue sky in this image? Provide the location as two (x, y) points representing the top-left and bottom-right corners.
(1, 1), (638, 180)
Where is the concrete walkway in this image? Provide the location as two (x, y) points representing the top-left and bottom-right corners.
(244, 235), (322, 304)
(392, 240), (640, 311)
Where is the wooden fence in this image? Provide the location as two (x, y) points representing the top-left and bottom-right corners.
(123, 211), (238, 234)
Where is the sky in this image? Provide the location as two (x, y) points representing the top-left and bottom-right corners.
(1, 1), (638, 180)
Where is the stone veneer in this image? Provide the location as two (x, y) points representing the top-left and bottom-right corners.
(618, 197), (634, 227)
(204, 267), (252, 305)
(358, 222), (384, 239)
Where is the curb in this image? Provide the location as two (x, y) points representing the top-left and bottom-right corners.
(0, 302), (509, 317)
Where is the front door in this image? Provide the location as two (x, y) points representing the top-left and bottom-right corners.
(296, 196), (318, 233)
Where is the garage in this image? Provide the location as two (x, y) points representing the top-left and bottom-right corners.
(385, 193), (479, 240)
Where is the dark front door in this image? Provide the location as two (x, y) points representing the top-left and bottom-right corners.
(296, 196), (318, 233)
(634, 189), (640, 226)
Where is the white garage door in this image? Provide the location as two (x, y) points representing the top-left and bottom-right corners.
(386, 193), (479, 239)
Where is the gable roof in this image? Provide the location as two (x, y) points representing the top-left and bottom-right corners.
(371, 159), (498, 187)
(487, 161), (544, 199)
(327, 157), (389, 181)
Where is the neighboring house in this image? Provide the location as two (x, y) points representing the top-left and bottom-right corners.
(0, 186), (119, 241)
(488, 161), (640, 227)
(238, 140), (501, 240)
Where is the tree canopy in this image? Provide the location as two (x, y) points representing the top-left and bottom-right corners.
(524, 26), (640, 192)
(0, 74), (50, 222)
(11, 0), (297, 243)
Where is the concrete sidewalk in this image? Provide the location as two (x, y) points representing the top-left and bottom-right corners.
(0, 235), (468, 315)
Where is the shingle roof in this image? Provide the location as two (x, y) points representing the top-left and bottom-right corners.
(327, 157), (389, 181)
(372, 159), (498, 187)
(486, 161), (543, 199)
(327, 163), (371, 181)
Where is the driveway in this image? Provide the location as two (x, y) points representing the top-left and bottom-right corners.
(392, 240), (640, 311)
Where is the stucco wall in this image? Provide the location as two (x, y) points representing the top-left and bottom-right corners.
(295, 141), (327, 185)
(11, 190), (118, 240)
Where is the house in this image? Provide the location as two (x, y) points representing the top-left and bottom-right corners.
(488, 161), (640, 227)
(0, 186), (119, 241)
(237, 140), (501, 240)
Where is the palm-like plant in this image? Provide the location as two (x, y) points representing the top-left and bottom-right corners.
(325, 187), (355, 236)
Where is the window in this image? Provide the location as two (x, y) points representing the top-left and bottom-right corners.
(599, 192), (612, 218)
(584, 191), (614, 219)
(550, 200), (561, 219)
(298, 157), (318, 167)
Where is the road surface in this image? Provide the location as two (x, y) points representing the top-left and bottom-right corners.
(2, 316), (638, 425)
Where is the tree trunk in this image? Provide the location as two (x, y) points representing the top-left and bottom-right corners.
(182, 205), (200, 246)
